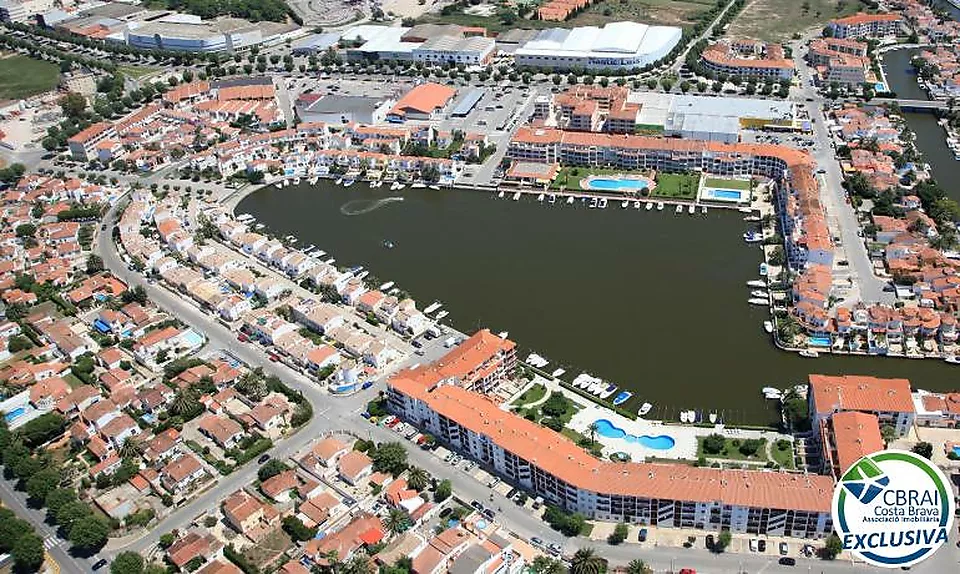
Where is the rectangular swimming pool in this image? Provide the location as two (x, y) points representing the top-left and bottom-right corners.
(587, 178), (650, 191)
(703, 188), (746, 202)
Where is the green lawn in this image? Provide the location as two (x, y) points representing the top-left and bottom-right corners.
(652, 173), (700, 199)
(551, 167), (649, 191)
(770, 439), (796, 469)
(0, 55), (59, 100)
(117, 65), (160, 80)
(697, 436), (768, 462)
(514, 383), (547, 407)
(704, 177), (750, 190)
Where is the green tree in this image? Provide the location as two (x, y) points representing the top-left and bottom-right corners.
(110, 551), (145, 574)
(569, 548), (605, 574)
(26, 468), (61, 503)
(702, 434), (725, 455)
(823, 532), (843, 559)
(12, 532), (44, 572)
(257, 459), (288, 481)
(434, 479), (452, 503)
(912, 441), (933, 459)
(45, 488), (78, 517)
(68, 515), (109, 551)
(56, 501), (92, 531)
(159, 533), (175, 548)
(384, 509), (411, 535)
(371, 442), (408, 476)
(530, 556), (566, 574)
(607, 522), (628, 545)
(0, 511), (30, 553)
(881, 425), (897, 446)
(282, 515), (317, 541)
(713, 530), (732, 553)
(407, 467), (429, 491)
(59, 92), (87, 118)
(625, 560), (651, 574)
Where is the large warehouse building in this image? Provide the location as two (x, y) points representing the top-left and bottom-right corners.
(513, 21), (682, 71)
(125, 14), (298, 52)
(342, 24), (496, 66)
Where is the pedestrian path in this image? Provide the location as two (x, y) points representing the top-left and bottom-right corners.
(43, 536), (62, 550)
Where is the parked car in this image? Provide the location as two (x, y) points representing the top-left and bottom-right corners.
(758, 539), (767, 553)
(547, 543), (562, 556)
(470, 500), (483, 511)
(531, 537), (543, 547)
(638, 528), (648, 542)
(92, 559), (108, 571)
(257, 454), (271, 464)
(749, 539), (758, 552)
(706, 534), (715, 549)
(778, 557), (796, 566)
(483, 508), (495, 520)
(779, 542), (789, 555)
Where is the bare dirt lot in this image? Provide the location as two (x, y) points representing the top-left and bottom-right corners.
(726, 0), (864, 42)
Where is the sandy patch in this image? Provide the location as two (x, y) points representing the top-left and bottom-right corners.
(383, 0), (437, 19)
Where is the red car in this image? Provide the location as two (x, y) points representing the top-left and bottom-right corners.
(268, 354), (279, 362)
(237, 333), (248, 342)
(679, 569), (697, 574)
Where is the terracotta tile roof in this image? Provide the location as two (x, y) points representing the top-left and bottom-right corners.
(390, 83), (456, 117)
(809, 374), (915, 414)
(829, 411), (883, 475)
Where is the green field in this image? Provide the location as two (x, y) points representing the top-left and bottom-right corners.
(0, 55), (59, 100)
(652, 173), (700, 199)
(704, 177), (750, 190)
(117, 65), (160, 80)
(727, 0), (868, 42)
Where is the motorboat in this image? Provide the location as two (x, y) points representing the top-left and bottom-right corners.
(763, 320), (774, 333)
(567, 196), (575, 205)
(379, 281), (395, 291)
(428, 184), (441, 190)
(335, 177), (343, 185)
(748, 298), (769, 306)
(498, 331), (509, 339)
(498, 190), (505, 198)
(645, 202), (653, 211)
(512, 192), (521, 201)
(548, 194), (557, 204)
(293, 177), (301, 185)
(656, 202), (664, 211)
(612, 391), (632, 406)
(743, 215), (761, 222)
(675, 204), (683, 214)
(538, 193), (545, 202)
(762, 387), (782, 400)
(738, 206), (753, 213)
(799, 350), (819, 358)
(687, 410), (698, 423)
(600, 384), (618, 399)
(746, 280), (766, 288)
(589, 197), (598, 208)
(309, 177), (319, 185)
(435, 311), (449, 320)
(525, 353), (549, 368)
(343, 178), (355, 187)
(383, 240), (395, 249)
(701, 206), (707, 214)
(759, 262), (768, 276)
(751, 290), (768, 298)
(551, 368), (565, 378)
(634, 201), (641, 209)
(638, 402), (653, 417)
(688, 204), (695, 214)
(708, 412), (717, 424)
(743, 231), (763, 243)
(944, 356), (960, 364)
(412, 182), (427, 189)
(598, 197), (608, 209)
(679, 411), (689, 423)
(423, 301), (443, 314)
(621, 200), (629, 209)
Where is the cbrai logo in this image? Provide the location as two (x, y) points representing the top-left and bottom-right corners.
(832, 449), (955, 568)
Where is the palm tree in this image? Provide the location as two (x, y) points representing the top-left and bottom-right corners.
(569, 548), (605, 574)
(383, 509), (410, 535)
(626, 559), (651, 574)
(170, 389), (198, 416)
(119, 436), (143, 460)
(342, 554), (375, 574)
(587, 422), (599, 444)
(407, 467), (429, 491)
(530, 556), (567, 574)
(237, 371), (268, 401)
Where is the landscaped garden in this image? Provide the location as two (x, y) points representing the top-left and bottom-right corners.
(704, 177), (751, 190)
(697, 433), (795, 469)
(651, 173), (700, 199)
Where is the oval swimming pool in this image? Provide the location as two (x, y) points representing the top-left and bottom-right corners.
(593, 419), (676, 450)
(586, 177), (650, 191)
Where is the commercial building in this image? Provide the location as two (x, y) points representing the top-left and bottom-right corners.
(342, 25), (496, 66)
(513, 21), (682, 71)
(0, 0), (54, 23)
(387, 83), (457, 122)
(699, 39), (794, 81)
(827, 12), (903, 39)
(295, 94), (394, 125)
(125, 14), (299, 53)
(386, 359), (834, 537)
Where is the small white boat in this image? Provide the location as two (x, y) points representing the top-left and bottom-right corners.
(428, 185), (441, 190)
(512, 192), (521, 201)
(743, 232), (763, 243)
(498, 331), (509, 339)
(701, 206), (707, 214)
(708, 412), (717, 424)
(379, 281), (395, 291)
(600, 384), (618, 399)
(751, 290), (768, 298)
(762, 386), (781, 397)
(759, 263), (768, 276)
(744, 215), (761, 222)
(551, 368), (565, 378)
(412, 182), (427, 189)
(589, 197), (598, 209)
(675, 204), (683, 214)
(566, 196), (575, 205)
(324, 258), (335, 265)
(621, 200), (629, 209)
(538, 193), (545, 202)
(638, 402), (653, 417)
(314, 250), (326, 258)
(435, 310), (448, 320)
(738, 206), (753, 213)
(498, 190), (505, 198)
(344, 179), (355, 187)
(423, 302), (443, 314)
(688, 204), (695, 214)
(656, 202), (664, 211)
(548, 194), (557, 204)
(634, 201), (641, 209)
(944, 356), (960, 364)
(612, 391), (632, 406)
(335, 177), (343, 185)
(679, 411), (690, 423)
(598, 198), (608, 209)
(645, 202), (653, 211)
(799, 350), (819, 358)
(293, 177), (301, 185)
(309, 177), (319, 185)
(763, 321), (774, 333)
(255, 223), (265, 230)
(747, 280), (766, 288)
(748, 298), (768, 306)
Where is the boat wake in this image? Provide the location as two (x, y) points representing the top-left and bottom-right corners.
(339, 197), (405, 216)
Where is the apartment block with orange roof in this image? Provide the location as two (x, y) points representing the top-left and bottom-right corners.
(700, 39), (794, 80)
(387, 360), (835, 537)
(808, 374), (915, 437)
(827, 12), (903, 39)
(67, 122), (118, 161)
(819, 411), (884, 478)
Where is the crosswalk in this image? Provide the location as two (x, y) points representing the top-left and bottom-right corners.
(42, 536), (62, 550)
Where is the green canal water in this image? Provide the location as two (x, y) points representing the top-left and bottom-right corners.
(238, 183), (960, 425)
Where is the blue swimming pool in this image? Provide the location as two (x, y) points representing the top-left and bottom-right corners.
(953, 445), (960, 457)
(809, 336), (832, 347)
(703, 188), (745, 202)
(593, 419), (676, 450)
(4, 406), (26, 422)
(586, 178), (650, 191)
(181, 329), (204, 348)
